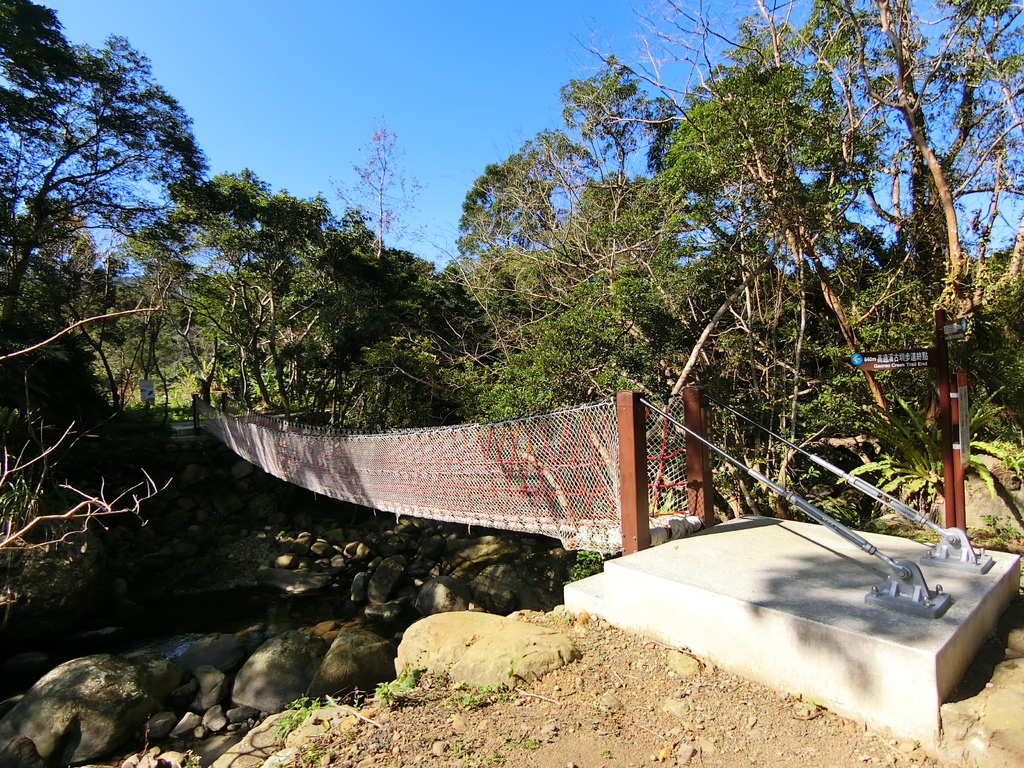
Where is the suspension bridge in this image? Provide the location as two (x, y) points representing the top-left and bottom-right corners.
(194, 388), (1020, 745)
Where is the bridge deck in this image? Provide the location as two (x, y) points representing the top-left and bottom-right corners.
(564, 515), (1020, 747)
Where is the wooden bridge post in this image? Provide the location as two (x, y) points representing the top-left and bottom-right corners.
(192, 393), (200, 435)
(682, 387), (715, 529)
(617, 391), (651, 554)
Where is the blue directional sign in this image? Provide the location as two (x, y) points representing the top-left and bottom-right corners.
(849, 349), (933, 371)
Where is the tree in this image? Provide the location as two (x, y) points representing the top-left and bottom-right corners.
(0, 0), (76, 125)
(0, 34), (205, 328)
(583, 0), (1024, 514)
(456, 66), (784, 419)
(335, 118), (422, 260)
(811, 0), (1024, 312)
(165, 171), (331, 413)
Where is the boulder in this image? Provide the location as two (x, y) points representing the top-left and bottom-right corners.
(175, 633), (249, 673)
(415, 576), (472, 615)
(307, 627), (397, 699)
(396, 611), (580, 688)
(231, 631), (326, 713)
(0, 736), (46, 768)
(0, 654), (164, 765)
(123, 652), (182, 700)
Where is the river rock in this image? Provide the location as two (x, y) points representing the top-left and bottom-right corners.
(231, 631), (327, 713)
(274, 553), (297, 569)
(417, 534), (446, 560)
(447, 536), (520, 573)
(126, 652), (183, 701)
(170, 711), (202, 739)
(307, 627), (398, 699)
(170, 679), (200, 710)
(416, 576), (472, 615)
(191, 665), (229, 710)
(350, 571), (369, 603)
(145, 711), (178, 740)
(368, 555), (407, 602)
(203, 704), (228, 733)
(396, 611), (580, 687)
(210, 712), (287, 768)
(231, 460), (255, 480)
(470, 563), (533, 615)
(226, 705), (260, 724)
(363, 600), (404, 622)
(0, 654), (164, 765)
(176, 633), (249, 673)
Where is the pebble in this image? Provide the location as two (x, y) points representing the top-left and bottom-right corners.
(600, 691), (624, 712)
(677, 744), (697, 765)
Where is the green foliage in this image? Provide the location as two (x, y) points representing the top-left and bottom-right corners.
(850, 392), (1010, 513)
(567, 550), (604, 583)
(850, 399), (945, 510)
(0, 407), (20, 447)
(275, 696), (324, 737)
(981, 515), (1020, 541)
(374, 665), (424, 707)
(445, 682), (515, 710)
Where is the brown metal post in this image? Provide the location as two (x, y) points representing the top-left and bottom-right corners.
(934, 308), (957, 528)
(951, 372), (968, 530)
(681, 386), (715, 528)
(617, 391), (651, 554)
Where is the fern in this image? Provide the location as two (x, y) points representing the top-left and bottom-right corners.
(850, 392), (1017, 514)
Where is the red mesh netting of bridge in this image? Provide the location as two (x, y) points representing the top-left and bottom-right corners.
(195, 397), (676, 553)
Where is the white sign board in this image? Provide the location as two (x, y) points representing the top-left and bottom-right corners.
(958, 383), (970, 462)
(139, 379), (156, 402)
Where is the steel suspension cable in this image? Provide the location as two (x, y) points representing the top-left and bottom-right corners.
(701, 392), (992, 573)
(641, 397), (956, 618)
(641, 397), (906, 574)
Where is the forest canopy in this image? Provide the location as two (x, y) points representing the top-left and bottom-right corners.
(2, 0), (1023, 528)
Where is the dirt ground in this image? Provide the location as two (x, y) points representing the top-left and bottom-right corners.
(300, 609), (961, 768)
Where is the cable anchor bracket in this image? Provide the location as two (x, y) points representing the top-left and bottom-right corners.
(920, 526), (994, 573)
(865, 559), (953, 619)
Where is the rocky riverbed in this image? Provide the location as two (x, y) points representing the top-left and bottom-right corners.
(1, 430), (1022, 768)
(0, 431), (582, 766)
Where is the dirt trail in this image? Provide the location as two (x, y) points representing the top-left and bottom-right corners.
(309, 609), (955, 768)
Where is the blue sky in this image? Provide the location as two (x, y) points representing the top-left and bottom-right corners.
(43, 0), (647, 264)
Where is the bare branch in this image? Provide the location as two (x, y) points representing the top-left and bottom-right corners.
(0, 307), (160, 363)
